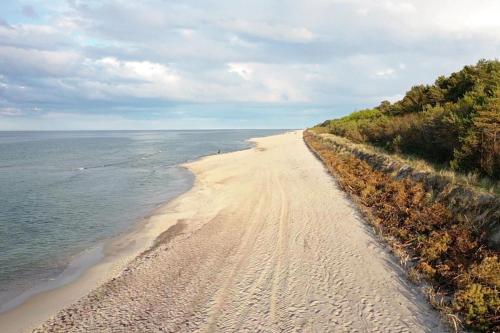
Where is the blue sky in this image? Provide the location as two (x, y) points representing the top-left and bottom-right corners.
(0, 0), (499, 130)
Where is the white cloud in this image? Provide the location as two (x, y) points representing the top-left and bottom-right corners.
(93, 57), (180, 84)
(374, 68), (396, 78)
(0, 107), (23, 116)
(227, 63), (253, 80)
(220, 19), (316, 43)
(0, 0), (499, 129)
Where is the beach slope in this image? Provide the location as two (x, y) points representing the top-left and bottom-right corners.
(33, 130), (446, 332)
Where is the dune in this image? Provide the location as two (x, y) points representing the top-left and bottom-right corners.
(9, 130), (447, 332)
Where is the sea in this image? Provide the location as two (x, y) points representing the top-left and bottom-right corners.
(0, 129), (286, 312)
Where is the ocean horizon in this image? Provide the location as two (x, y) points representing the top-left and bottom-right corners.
(0, 129), (287, 312)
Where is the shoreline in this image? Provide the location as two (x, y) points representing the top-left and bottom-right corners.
(0, 131), (287, 333)
(29, 130), (446, 332)
(0, 187), (190, 333)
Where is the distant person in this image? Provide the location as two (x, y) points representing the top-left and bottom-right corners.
(217, 149), (221, 154)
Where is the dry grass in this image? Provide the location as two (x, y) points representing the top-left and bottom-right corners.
(311, 129), (499, 194)
(304, 130), (500, 332)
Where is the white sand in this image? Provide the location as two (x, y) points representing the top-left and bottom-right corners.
(3, 130), (447, 332)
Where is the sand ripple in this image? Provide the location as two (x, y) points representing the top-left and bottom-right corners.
(33, 131), (447, 333)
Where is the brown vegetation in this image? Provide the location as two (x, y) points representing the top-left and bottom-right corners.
(304, 130), (499, 332)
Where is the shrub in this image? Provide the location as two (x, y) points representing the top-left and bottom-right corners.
(454, 284), (499, 331)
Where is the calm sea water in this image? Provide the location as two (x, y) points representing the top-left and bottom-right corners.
(0, 130), (286, 311)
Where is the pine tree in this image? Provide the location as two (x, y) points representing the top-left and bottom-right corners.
(474, 94), (500, 178)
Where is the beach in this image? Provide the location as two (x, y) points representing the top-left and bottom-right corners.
(1, 130), (446, 332)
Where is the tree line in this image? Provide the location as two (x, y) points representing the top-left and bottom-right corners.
(316, 59), (499, 179)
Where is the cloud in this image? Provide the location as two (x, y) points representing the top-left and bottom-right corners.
(0, 46), (82, 77)
(0, 23), (74, 50)
(0, 107), (23, 116)
(220, 20), (316, 43)
(374, 68), (396, 79)
(0, 0), (499, 129)
(227, 63), (253, 80)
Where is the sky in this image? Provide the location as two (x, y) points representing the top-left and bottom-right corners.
(0, 0), (499, 130)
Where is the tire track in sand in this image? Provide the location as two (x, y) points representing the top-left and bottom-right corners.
(32, 131), (449, 333)
(268, 171), (290, 330)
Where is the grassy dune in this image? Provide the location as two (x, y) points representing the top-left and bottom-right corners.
(315, 60), (499, 183)
(310, 60), (499, 330)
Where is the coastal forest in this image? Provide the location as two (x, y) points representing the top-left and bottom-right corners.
(315, 60), (500, 180)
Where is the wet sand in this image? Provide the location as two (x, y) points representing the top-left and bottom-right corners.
(2, 130), (447, 332)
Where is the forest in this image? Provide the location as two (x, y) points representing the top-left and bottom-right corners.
(315, 60), (499, 180)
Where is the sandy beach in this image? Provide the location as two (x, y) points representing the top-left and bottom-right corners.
(2, 130), (447, 332)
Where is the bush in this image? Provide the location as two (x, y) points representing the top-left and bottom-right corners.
(454, 284), (499, 331)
